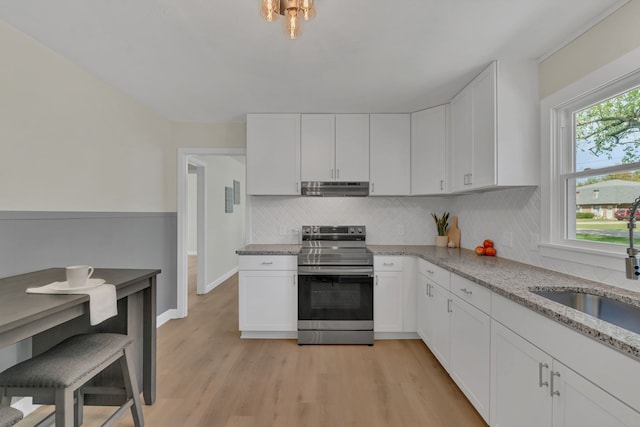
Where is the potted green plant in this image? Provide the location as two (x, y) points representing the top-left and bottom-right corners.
(431, 211), (449, 247)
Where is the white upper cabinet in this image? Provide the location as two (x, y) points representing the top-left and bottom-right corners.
(300, 114), (369, 182)
(335, 114), (370, 181)
(449, 60), (539, 193)
(246, 114), (301, 195)
(411, 105), (448, 195)
(370, 114), (411, 196)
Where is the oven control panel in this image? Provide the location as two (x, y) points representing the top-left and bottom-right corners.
(301, 225), (366, 239)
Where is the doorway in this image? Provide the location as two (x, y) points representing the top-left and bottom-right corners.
(177, 148), (247, 318)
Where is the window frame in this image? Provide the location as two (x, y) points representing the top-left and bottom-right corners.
(541, 48), (640, 271)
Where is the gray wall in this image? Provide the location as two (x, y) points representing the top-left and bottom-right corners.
(0, 211), (177, 314)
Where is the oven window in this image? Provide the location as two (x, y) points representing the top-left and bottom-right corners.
(298, 275), (373, 321)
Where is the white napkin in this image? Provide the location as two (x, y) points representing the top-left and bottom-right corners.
(26, 282), (118, 325)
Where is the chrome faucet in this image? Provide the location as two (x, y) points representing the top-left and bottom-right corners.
(626, 195), (640, 279)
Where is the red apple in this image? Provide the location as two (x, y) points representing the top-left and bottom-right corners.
(485, 247), (497, 256)
(475, 246), (486, 256)
(483, 239), (494, 248)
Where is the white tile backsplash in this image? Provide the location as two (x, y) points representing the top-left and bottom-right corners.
(249, 187), (640, 292)
(249, 195), (452, 244)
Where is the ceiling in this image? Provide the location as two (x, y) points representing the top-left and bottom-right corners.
(0, 0), (627, 122)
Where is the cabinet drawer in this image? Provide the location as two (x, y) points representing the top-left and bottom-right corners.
(374, 256), (403, 272)
(418, 259), (450, 289)
(451, 274), (491, 314)
(239, 255), (297, 271)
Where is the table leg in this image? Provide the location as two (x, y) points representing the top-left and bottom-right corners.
(142, 275), (157, 404)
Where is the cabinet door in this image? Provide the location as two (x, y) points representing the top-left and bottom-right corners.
(335, 114), (369, 182)
(239, 270), (297, 331)
(416, 274), (430, 345)
(450, 295), (491, 422)
(301, 114), (335, 182)
(552, 360), (640, 427)
(374, 271), (404, 332)
(427, 281), (451, 370)
(491, 320), (552, 427)
(411, 106), (448, 195)
(449, 88), (473, 192)
(370, 114), (411, 195)
(246, 114), (301, 195)
(470, 63), (497, 189)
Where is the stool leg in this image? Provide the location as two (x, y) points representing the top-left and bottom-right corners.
(54, 387), (74, 427)
(1, 388), (10, 407)
(121, 346), (144, 427)
(74, 389), (84, 426)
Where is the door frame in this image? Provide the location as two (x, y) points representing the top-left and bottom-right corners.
(187, 157), (207, 296)
(177, 147), (247, 318)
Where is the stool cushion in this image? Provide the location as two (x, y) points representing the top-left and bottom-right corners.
(0, 406), (23, 426)
(0, 333), (132, 389)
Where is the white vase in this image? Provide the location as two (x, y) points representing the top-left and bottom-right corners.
(435, 235), (449, 247)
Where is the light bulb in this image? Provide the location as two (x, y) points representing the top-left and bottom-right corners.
(299, 0), (315, 21)
(260, 0), (280, 22)
(284, 10), (301, 40)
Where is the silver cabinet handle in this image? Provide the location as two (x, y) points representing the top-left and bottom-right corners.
(425, 283), (429, 296)
(550, 371), (561, 396)
(261, 261), (273, 265)
(426, 269), (435, 275)
(375, 275), (379, 286)
(440, 180), (444, 191)
(383, 262), (394, 266)
(331, 168), (334, 179)
(427, 283), (432, 297)
(371, 183), (375, 193)
(447, 299), (452, 313)
(337, 169), (340, 179)
(460, 288), (473, 295)
(293, 275), (296, 287)
(539, 363), (549, 388)
(296, 182), (299, 193)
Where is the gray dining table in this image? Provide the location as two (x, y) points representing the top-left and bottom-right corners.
(0, 268), (159, 405)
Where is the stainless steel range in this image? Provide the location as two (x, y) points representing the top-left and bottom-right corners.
(297, 225), (374, 345)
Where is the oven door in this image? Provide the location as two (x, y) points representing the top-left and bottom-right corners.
(297, 267), (373, 330)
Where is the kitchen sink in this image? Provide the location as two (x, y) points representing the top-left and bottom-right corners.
(531, 290), (640, 335)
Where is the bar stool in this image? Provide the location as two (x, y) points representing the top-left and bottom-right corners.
(0, 333), (144, 427)
(0, 406), (22, 427)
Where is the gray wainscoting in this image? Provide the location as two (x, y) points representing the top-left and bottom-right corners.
(0, 211), (177, 314)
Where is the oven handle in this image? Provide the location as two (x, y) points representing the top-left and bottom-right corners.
(297, 267), (374, 277)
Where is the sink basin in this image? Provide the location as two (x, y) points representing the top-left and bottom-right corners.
(531, 290), (640, 335)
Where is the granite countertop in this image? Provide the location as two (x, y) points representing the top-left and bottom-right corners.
(236, 244), (302, 255)
(237, 243), (640, 360)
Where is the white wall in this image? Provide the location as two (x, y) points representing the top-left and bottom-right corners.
(197, 155), (246, 288)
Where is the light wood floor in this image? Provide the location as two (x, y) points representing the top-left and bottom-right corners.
(75, 256), (487, 426)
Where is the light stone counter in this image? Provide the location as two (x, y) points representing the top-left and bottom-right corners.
(236, 244), (302, 255)
(237, 243), (640, 360)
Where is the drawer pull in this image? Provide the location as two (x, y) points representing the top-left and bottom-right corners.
(383, 262), (394, 266)
(538, 363), (549, 388)
(261, 261), (274, 265)
(447, 299), (452, 313)
(460, 288), (473, 295)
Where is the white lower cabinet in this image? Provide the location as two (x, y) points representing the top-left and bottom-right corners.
(450, 295), (491, 422)
(374, 271), (404, 332)
(238, 256), (297, 334)
(491, 308), (640, 427)
(427, 279), (451, 369)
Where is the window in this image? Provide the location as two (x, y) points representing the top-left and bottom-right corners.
(548, 68), (640, 258)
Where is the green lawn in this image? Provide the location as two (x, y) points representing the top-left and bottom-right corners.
(576, 219), (637, 244)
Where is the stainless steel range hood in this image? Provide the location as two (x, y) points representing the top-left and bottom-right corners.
(301, 182), (369, 197)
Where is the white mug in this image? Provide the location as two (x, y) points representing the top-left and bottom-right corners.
(66, 265), (94, 288)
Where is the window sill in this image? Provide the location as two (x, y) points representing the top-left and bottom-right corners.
(539, 242), (627, 272)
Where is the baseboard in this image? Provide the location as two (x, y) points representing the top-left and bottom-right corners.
(203, 266), (238, 294)
(157, 308), (180, 327)
(240, 331), (298, 339)
(374, 332), (420, 340)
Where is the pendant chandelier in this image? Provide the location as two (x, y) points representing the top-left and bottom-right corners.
(260, 0), (316, 40)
